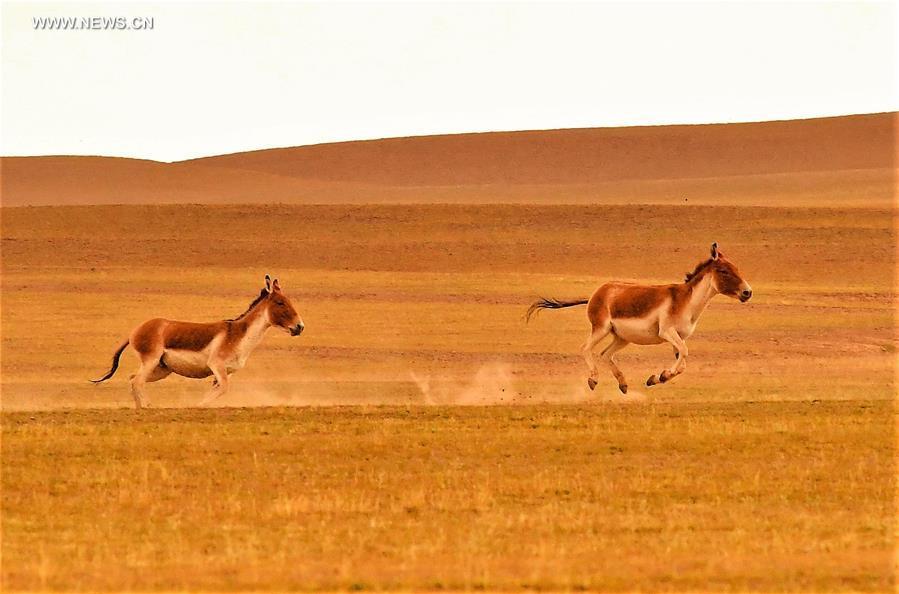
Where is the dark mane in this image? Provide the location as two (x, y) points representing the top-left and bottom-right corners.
(684, 258), (714, 283)
(228, 289), (268, 321)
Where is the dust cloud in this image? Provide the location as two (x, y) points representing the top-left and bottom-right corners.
(410, 362), (518, 405)
(408, 362), (653, 406)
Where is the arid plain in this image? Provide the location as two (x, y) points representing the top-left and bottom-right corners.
(1, 114), (896, 591)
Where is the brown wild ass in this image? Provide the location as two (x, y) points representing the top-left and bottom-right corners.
(527, 243), (752, 393)
(92, 275), (304, 408)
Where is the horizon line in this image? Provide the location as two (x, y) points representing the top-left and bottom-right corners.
(2, 110), (895, 164)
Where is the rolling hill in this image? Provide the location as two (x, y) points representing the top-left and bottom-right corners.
(2, 112), (895, 206)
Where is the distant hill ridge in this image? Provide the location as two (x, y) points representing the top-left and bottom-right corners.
(2, 113), (895, 206)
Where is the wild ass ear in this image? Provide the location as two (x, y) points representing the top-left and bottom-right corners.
(272, 278), (282, 292)
(264, 274), (273, 293)
(710, 242), (719, 260)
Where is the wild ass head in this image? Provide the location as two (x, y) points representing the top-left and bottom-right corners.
(263, 275), (305, 335)
(707, 243), (753, 302)
(686, 243), (753, 302)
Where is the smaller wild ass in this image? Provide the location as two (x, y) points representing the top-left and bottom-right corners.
(92, 275), (304, 408)
(527, 243), (752, 393)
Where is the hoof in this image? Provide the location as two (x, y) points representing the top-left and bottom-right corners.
(587, 378), (598, 391)
(618, 384), (628, 395)
(646, 376), (656, 387)
(659, 372), (670, 384)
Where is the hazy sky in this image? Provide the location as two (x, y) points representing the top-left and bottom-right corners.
(2, 1), (896, 161)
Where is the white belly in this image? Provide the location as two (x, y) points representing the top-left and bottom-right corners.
(611, 316), (664, 345)
(162, 349), (212, 378)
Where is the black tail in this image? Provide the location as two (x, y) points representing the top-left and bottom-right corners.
(90, 340), (129, 383)
(526, 297), (589, 322)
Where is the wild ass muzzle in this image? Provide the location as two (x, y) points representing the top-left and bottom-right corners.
(527, 243), (752, 394)
(91, 275), (305, 408)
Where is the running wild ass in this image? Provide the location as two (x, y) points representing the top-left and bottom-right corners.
(527, 243), (752, 394)
(92, 275), (304, 408)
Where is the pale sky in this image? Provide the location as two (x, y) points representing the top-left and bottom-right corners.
(1, 1), (897, 162)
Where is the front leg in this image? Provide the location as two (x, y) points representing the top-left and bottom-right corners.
(647, 329), (688, 386)
(200, 361), (230, 406)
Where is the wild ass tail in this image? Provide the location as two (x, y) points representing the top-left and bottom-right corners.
(526, 297), (589, 322)
(90, 339), (130, 383)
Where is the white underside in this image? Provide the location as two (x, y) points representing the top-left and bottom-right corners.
(162, 347), (215, 378)
(607, 279), (715, 345)
(161, 315), (270, 379)
(611, 314), (666, 345)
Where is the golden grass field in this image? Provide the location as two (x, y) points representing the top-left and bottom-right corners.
(3, 403), (893, 591)
(1, 198), (895, 590)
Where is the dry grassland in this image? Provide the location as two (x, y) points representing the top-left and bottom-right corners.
(2, 403), (893, 591)
(1, 202), (895, 591)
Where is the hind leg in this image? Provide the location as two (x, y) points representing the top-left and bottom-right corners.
(130, 356), (168, 409)
(130, 363), (151, 409)
(140, 365), (172, 408)
(600, 336), (630, 394)
(582, 320), (611, 391)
